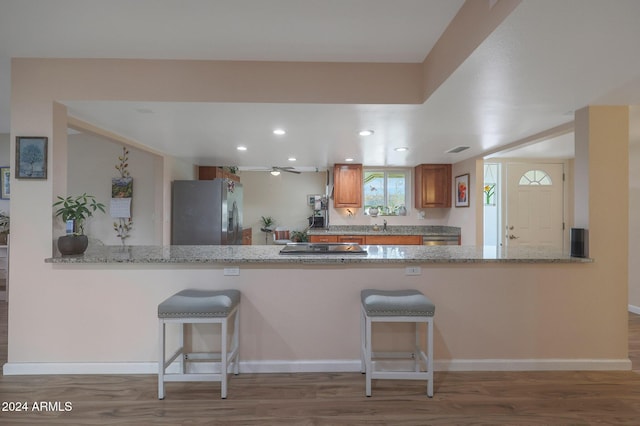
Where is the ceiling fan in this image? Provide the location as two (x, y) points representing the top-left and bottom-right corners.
(270, 166), (300, 175)
(239, 166), (302, 175)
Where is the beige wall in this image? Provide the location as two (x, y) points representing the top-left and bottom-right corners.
(67, 132), (162, 245)
(629, 106), (640, 309)
(240, 170), (325, 244)
(5, 58), (631, 372)
(0, 133), (9, 214)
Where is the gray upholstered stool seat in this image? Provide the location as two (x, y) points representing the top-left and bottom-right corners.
(361, 289), (435, 317)
(360, 289), (435, 397)
(158, 289), (241, 318)
(158, 289), (241, 400)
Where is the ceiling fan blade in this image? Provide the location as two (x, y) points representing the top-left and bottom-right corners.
(273, 166), (301, 174)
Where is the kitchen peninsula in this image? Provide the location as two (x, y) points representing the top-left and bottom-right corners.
(28, 243), (612, 378)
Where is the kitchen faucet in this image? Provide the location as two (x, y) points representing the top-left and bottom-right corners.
(383, 219), (387, 232)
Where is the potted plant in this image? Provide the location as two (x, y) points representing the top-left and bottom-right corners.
(260, 216), (274, 244)
(53, 193), (105, 255)
(0, 211), (8, 245)
(290, 230), (308, 243)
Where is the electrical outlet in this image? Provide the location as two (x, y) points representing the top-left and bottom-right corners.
(223, 267), (240, 276)
(405, 266), (422, 276)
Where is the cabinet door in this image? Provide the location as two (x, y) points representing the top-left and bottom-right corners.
(199, 166), (240, 182)
(309, 235), (338, 243)
(414, 164), (452, 208)
(242, 228), (252, 245)
(337, 235), (366, 244)
(333, 164), (362, 208)
(365, 235), (422, 245)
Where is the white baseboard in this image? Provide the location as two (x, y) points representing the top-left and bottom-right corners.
(629, 304), (640, 315)
(436, 358), (631, 371)
(2, 358), (631, 376)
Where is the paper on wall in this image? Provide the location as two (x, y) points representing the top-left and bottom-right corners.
(110, 197), (131, 218)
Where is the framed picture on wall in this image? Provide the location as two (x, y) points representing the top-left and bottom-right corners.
(0, 167), (9, 199)
(455, 173), (470, 208)
(16, 136), (48, 179)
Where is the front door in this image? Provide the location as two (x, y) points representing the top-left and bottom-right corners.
(505, 162), (564, 249)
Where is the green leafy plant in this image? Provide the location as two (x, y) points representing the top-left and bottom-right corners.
(260, 216), (274, 230)
(53, 193), (106, 235)
(290, 230), (308, 243)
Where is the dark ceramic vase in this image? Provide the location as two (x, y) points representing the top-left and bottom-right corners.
(57, 235), (89, 255)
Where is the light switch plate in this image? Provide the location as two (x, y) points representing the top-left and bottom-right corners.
(223, 267), (240, 276)
(405, 266), (422, 276)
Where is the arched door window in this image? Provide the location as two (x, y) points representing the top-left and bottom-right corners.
(518, 169), (552, 186)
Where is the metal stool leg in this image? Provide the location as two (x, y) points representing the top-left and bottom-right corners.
(427, 317), (434, 397)
(365, 314), (373, 397)
(158, 319), (166, 400)
(221, 317), (228, 399)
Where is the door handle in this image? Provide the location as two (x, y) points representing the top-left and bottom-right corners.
(508, 234), (519, 240)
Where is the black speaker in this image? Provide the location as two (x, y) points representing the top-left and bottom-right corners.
(570, 228), (588, 258)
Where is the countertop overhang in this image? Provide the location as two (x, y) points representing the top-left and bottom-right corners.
(45, 244), (592, 265)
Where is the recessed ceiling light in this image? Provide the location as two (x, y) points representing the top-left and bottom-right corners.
(359, 130), (374, 136)
(236, 146), (247, 151)
(288, 157), (296, 162)
(273, 129), (286, 135)
(394, 147), (409, 152)
(344, 158), (354, 162)
(270, 170), (281, 176)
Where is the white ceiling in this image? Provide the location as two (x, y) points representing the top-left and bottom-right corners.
(2, 0), (640, 168)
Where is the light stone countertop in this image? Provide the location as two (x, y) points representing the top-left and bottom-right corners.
(45, 244), (592, 265)
(306, 225), (460, 237)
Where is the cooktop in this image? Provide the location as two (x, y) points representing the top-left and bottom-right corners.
(279, 243), (367, 255)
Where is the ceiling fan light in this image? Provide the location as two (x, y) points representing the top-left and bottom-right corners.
(270, 170), (281, 176)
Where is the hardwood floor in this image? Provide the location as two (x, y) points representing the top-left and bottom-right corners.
(1, 301), (639, 425)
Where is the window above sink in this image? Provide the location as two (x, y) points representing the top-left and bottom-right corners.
(363, 169), (409, 216)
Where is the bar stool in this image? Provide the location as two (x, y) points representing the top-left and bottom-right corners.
(158, 289), (241, 399)
(360, 289), (435, 397)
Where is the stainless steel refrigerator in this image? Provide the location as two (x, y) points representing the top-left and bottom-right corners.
(172, 179), (243, 245)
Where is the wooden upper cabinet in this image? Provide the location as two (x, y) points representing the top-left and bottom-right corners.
(414, 164), (452, 208)
(199, 166), (240, 182)
(333, 164), (363, 208)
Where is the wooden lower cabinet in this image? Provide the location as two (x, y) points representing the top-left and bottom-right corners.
(309, 234), (421, 245)
(365, 235), (422, 245)
(337, 235), (366, 244)
(309, 235), (338, 243)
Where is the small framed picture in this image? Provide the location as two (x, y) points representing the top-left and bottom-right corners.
(455, 173), (470, 208)
(16, 136), (48, 179)
(0, 167), (9, 199)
